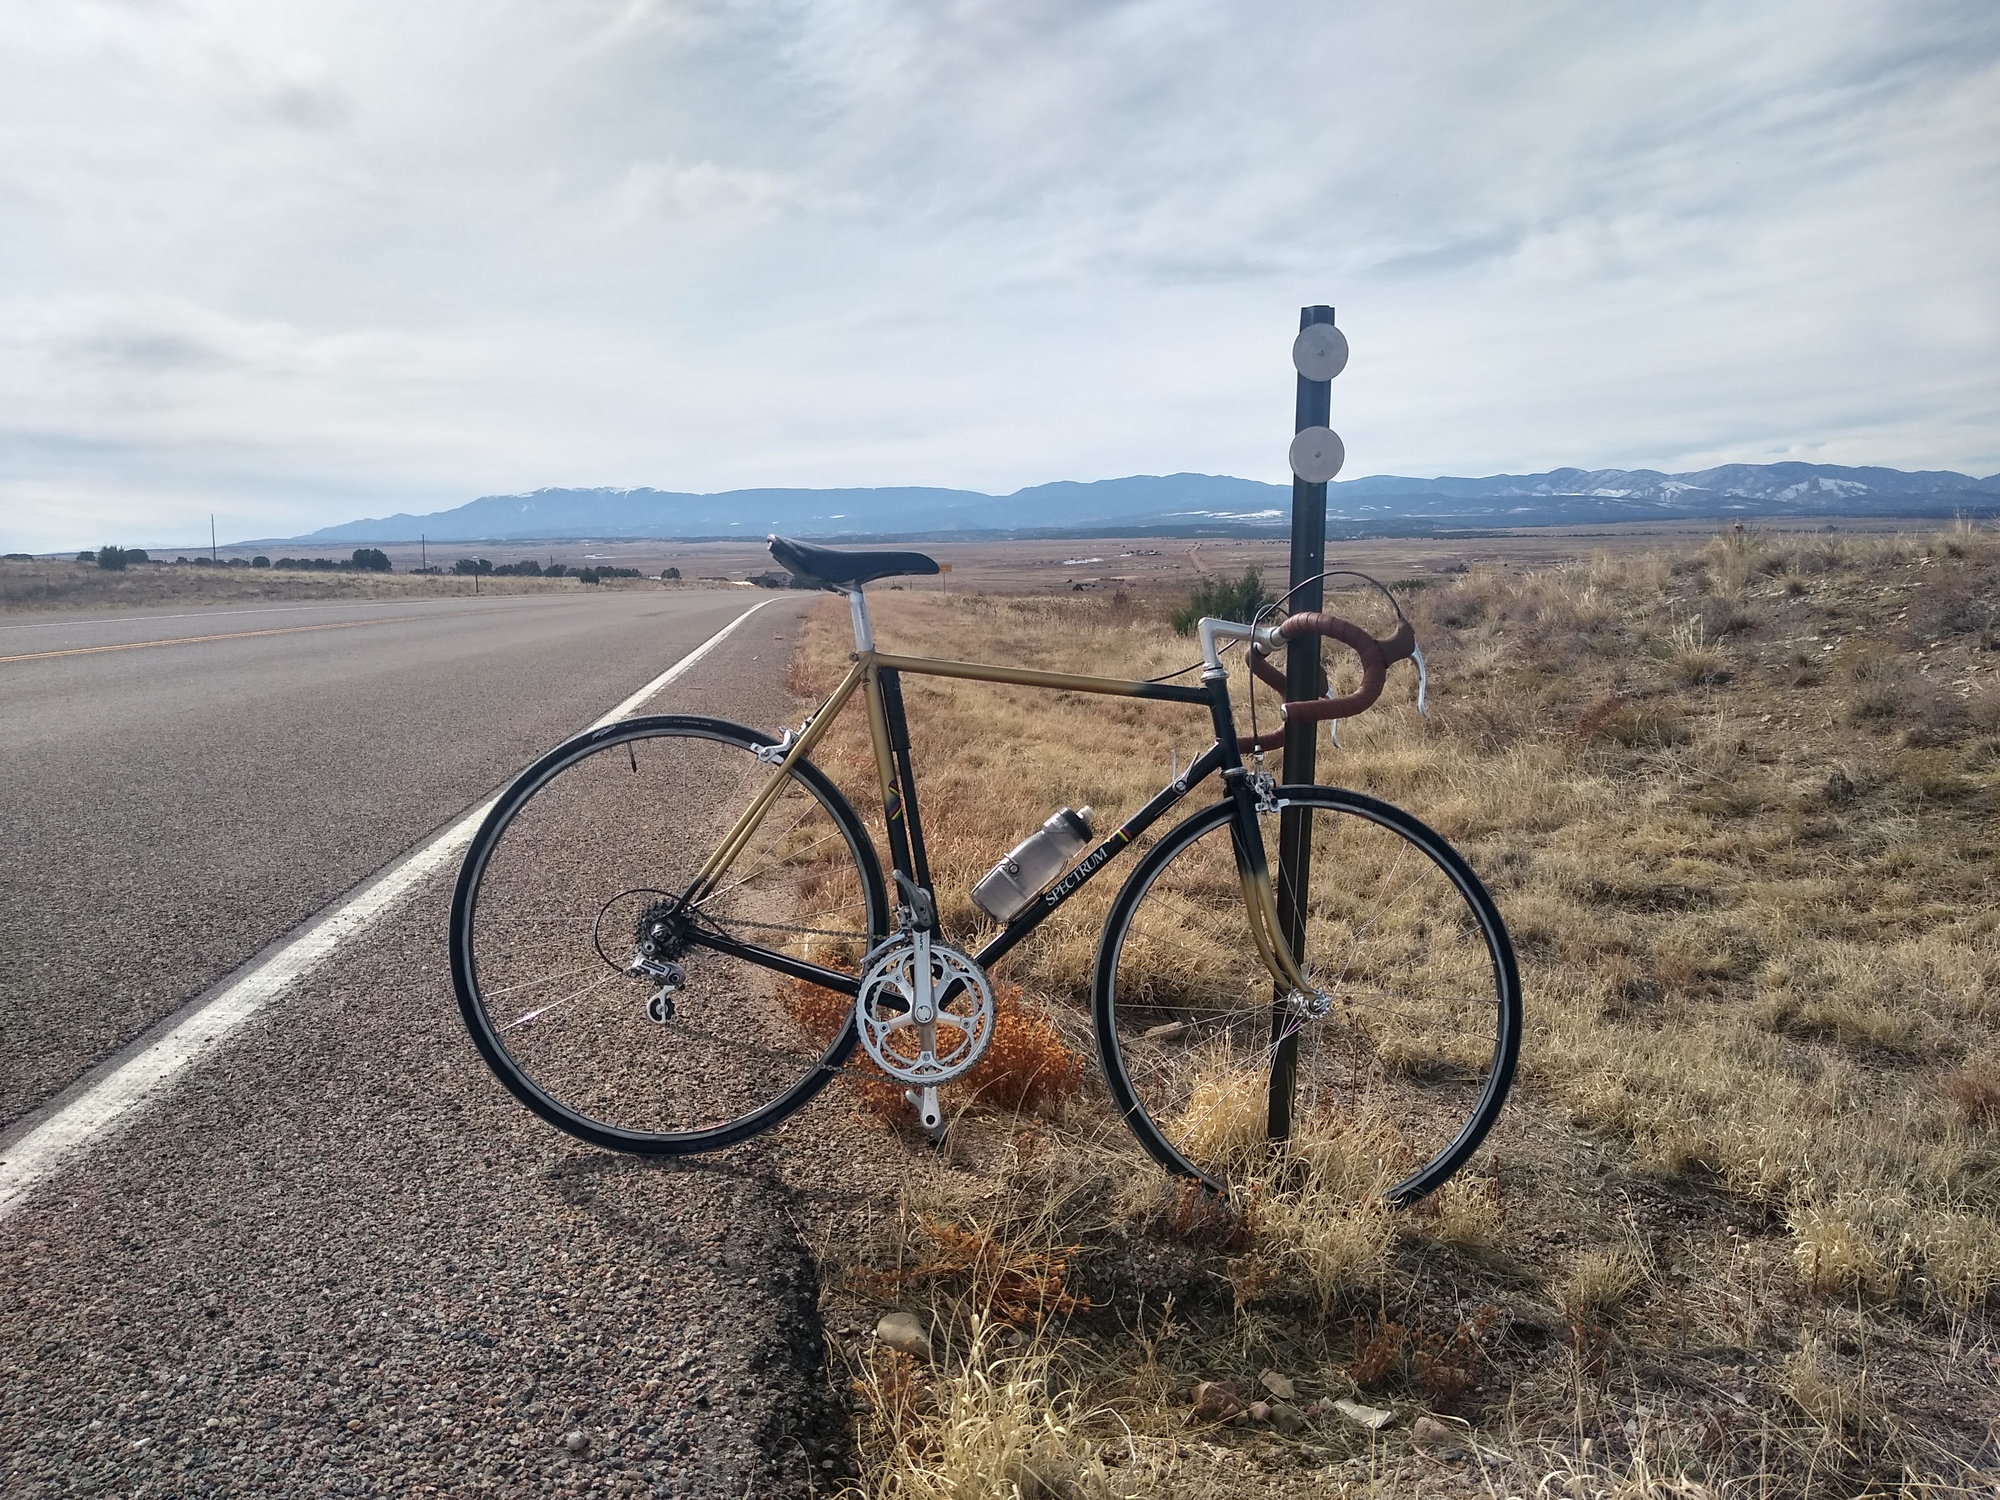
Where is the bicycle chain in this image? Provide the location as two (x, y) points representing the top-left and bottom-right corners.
(708, 914), (869, 942)
(650, 911), (892, 1083)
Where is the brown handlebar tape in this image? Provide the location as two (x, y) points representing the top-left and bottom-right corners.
(1237, 613), (1417, 753)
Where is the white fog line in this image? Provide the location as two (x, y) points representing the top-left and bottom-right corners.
(587, 596), (779, 728)
(0, 596), (782, 1222)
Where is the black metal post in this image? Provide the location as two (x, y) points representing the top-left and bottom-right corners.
(1269, 304), (1336, 1141)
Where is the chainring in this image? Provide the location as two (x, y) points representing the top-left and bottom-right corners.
(855, 934), (995, 1085)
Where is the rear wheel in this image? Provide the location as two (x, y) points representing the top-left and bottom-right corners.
(450, 715), (888, 1154)
(1094, 785), (1519, 1206)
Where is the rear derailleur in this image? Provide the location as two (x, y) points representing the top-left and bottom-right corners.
(629, 898), (688, 1023)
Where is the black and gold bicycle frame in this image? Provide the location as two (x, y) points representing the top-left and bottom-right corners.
(679, 644), (1319, 1001)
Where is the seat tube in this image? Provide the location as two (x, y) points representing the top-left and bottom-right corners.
(879, 667), (934, 915)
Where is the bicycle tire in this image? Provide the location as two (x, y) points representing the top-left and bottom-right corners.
(450, 714), (889, 1154)
(1093, 784), (1520, 1206)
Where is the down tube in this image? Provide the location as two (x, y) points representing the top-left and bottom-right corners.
(972, 742), (1226, 970)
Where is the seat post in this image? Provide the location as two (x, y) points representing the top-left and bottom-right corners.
(847, 588), (874, 652)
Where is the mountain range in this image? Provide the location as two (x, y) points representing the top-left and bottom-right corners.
(279, 463), (2000, 545)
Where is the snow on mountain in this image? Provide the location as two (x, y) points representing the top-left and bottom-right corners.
(274, 463), (2000, 544)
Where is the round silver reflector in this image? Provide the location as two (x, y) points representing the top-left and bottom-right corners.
(1288, 425), (1345, 483)
(1292, 323), (1349, 382)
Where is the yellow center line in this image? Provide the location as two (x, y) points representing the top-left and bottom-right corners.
(0, 609), (497, 666)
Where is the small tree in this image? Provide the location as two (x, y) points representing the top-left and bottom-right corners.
(76, 550), (95, 563)
(1170, 566), (1271, 636)
(543, 563), (568, 578)
(660, 566), (681, 581)
(577, 567), (601, 585)
(96, 545), (127, 571)
(352, 548), (391, 572)
(252, 556), (270, 568)
(125, 548), (149, 564)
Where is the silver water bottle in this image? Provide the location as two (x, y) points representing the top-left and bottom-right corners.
(970, 807), (1097, 922)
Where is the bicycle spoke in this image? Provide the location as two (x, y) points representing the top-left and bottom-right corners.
(455, 718), (887, 1146)
(690, 816), (843, 910)
(1098, 789), (1518, 1207)
(484, 965), (604, 1001)
(507, 972), (619, 1029)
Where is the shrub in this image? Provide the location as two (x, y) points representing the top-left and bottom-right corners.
(1169, 566), (1271, 636)
(661, 566), (681, 580)
(781, 978), (1082, 1121)
(543, 563), (569, 578)
(1, 552), (31, 562)
(1945, 1063), (2000, 1126)
(252, 556), (270, 568)
(578, 567), (601, 585)
(75, 550), (96, 563)
(96, 546), (127, 571)
(351, 547), (391, 572)
(125, 548), (149, 565)
(452, 558), (492, 576)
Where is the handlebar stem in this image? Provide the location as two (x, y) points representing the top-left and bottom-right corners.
(1197, 617), (1281, 672)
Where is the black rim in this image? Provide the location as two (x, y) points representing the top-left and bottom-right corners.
(1092, 784), (1521, 1206)
(449, 714), (889, 1155)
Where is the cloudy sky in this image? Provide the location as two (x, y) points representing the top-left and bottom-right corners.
(2, 0), (1995, 550)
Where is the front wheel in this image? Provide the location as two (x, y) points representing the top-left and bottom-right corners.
(1094, 785), (1520, 1206)
(450, 715), (889, 1155)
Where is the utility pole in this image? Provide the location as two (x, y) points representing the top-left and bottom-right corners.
(421, 534), (426, 569)
(1268, 305), (1349, 1141)
(210, 514), (217, 562)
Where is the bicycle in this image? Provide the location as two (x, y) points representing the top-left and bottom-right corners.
(450, 536), (1521, 1207)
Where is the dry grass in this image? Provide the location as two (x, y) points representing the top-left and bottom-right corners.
(850, 1330), (1132, 1500)
(786, 524), (2000, 1497)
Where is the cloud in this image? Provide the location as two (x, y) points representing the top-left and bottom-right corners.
(1, 0), (1996, 549)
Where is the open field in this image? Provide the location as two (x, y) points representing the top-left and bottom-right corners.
(10, 514), (1950, 615)
(768, 523), (1998, 1496)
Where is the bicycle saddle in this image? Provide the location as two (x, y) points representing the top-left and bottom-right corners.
(768, 535), (941, 588)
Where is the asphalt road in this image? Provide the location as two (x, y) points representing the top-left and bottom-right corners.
(1, 588), (864, 1496)
(0, 589), (776, 1127)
